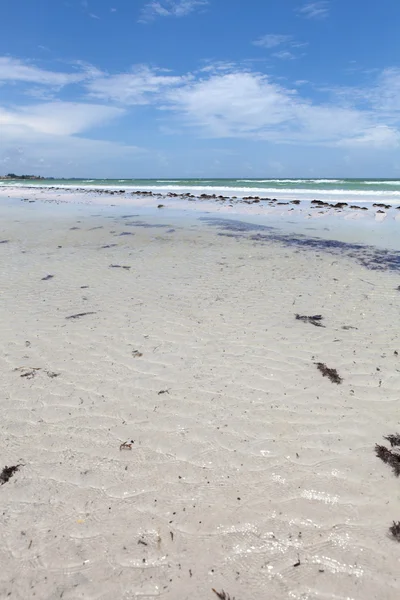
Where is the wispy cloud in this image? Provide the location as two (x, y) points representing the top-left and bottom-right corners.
(272, 51), (297, 60)
(139, 0), (208, 22)
(253, 34), (307, 60)
(253, 34), (292, 49)
(163, 66), (400, 148)
(0, 102), (124, 135)
(81, 1), (100, 20)
(0, 57), (84, 87)
(86, 65), (190, 104)
(2, 56), (400, 151)
(298, 2), (330, 19)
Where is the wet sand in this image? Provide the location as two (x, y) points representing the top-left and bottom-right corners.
(1, 198), (400, 599)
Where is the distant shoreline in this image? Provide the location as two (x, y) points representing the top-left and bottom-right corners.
(0, 175), (46, 181)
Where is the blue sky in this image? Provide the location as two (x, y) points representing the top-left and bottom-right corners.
(1, 0), (399, 178)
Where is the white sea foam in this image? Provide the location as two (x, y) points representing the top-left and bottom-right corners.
(363, 181), (400, 185)
(236, 179), (345, 184)
(2, 182), (400, 203)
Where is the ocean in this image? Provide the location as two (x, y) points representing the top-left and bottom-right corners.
(2, 178), (400, 204)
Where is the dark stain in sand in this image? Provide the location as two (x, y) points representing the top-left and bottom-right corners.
(100, 244), (118, 249)
(124, 221), (170, 229)
(0, 240), (9, 244)
(203, 217), (400, 272)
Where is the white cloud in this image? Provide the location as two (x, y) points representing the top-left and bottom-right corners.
(324, 68), (400, 115)
(164, 69), (400, 147)
(253, 34), (292, 49)
(1, 56), (399, 156)
(368, 68), (400, 113)
(89, 13), (100, 19)
(86, 65), (189, 105)
(0, 57), (84, 87)
(140, 0), (207, 22)
(0, 102), (124, 135)
(253, 34), (307, 60)
(272, 51), (296, 60)
(336, 126), (400, 148)
(0, 124), (144, 176)
(298, 2), (329, 19)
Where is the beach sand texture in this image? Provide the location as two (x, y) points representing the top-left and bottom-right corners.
(1, 204), (400, 599)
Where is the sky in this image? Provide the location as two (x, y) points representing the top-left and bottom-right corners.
(1, 0), (400, 178)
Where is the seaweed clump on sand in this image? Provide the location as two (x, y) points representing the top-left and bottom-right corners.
(212, 590), (235, 600)
(315, 362), (342, 384)
(389, 521), (400, 541)
(384, 433), (400, 447)
(1, 464), (23, 485)
(296, 314), (325, 327)
(375, 434), (400, 476)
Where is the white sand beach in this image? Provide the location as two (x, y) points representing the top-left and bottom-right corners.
(1, 195), (400, 599)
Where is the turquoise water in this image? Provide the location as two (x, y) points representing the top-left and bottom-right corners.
(2, 177), (400, 191)
(2, 178), (400, 202)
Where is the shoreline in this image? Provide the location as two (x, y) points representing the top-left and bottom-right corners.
(2, 183), (400, 253)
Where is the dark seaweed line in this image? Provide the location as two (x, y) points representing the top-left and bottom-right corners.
(203, 217), (400, 272)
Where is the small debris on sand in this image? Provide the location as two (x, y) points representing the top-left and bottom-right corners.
(66, 312), (97, 320)
(46, 371), (60, 378)
(120, 440), (134, 451)
(158, 389), (170, 395)
(0, 240), (10, 244)
(158, 204), (165, 208)
(14, 366), (60, 379)
(14, 366), (41, 379)
(109, 264), (131, 270)
(132, 350), (143, 358)
(296, 314), (325, 327)
(1, 464), (23, 485)
(315, 362), (343, 384)
(212, 590), (235, 600)
(389, 521), (400, 541)
(41, 274), (54, 281)
(138, 539), (148, 546)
